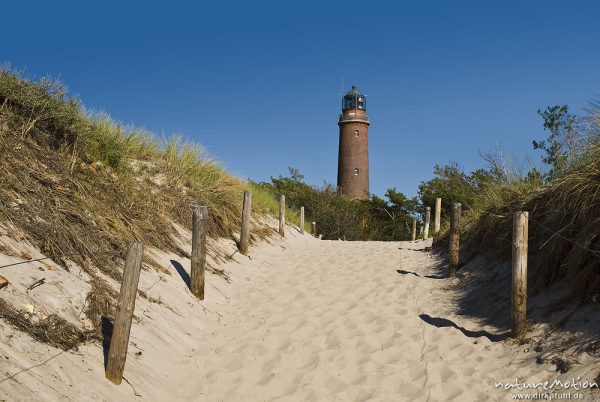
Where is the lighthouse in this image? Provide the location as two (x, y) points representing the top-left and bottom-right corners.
(337, 85), (370, 199)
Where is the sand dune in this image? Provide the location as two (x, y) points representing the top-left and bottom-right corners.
(1, 227), (599, 401)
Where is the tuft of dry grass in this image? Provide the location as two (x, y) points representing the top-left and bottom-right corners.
(0, 298), (95, 350)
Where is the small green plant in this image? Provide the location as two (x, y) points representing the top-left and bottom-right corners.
(533, 105), (582, 180)
(250, 182), (306, 230)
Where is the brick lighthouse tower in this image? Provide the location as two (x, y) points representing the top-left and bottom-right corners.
(337, 85), (370, 199)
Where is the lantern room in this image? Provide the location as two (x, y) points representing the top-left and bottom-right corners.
(342, 85), (366, 111)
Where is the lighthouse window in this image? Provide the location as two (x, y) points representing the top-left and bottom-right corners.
(354, 168), (359, 175)
(354, 130), (359, 137)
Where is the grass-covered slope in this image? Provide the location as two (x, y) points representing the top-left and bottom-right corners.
(433, 110), (600, 306)
(461, 161), (600, 304)
(0, 70), (299, 344)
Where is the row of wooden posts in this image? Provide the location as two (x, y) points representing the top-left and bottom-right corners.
(106, 195), (528, 384)
(413, 198), (529, 339)
(413, 199), (462, 277)
(105, 192), (314, 384)
(411, 198), (444, 242)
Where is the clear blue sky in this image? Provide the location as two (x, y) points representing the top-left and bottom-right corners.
(3, 0), (599, 197)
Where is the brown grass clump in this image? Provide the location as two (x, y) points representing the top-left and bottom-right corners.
(0, 298), (95, 350)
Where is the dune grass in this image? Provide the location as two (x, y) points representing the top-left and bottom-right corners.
(0, 68), (302, 345)
(456, 114), (600, 304)
(250, 182), (309, 232)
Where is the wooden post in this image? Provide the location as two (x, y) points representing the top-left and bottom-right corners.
(279, 194), (285, 237)
(191, 206), (208, 300)
(411, 219), (416, 241)
(105, 242), (144, 385)
(300, 206), (305, 234)
(434, 198), (441, 234)
(511, 211), (529, 338)
(449, 203), (461, 275)
(311, 221), (317, 237)
(239, 191), (252, 255)
(424, 207), (431, 239)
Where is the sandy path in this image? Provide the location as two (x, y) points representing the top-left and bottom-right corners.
(2, 232), (597, 401)
(175, 239), (567, 401)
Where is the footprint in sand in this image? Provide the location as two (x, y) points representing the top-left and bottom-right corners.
(407, 364), (427, 381)
(320, 374), (348, 394)
(345, 386), (373, 402)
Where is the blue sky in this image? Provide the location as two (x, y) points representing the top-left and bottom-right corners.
(3, 0), (599, 197)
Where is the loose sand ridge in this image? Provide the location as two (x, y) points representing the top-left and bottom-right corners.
(0, 228), (598, 401)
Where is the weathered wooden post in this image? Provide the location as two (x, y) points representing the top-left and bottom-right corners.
(279, 194), (285, 237)
(105, 241), (144, 385)
(412, 219), (417, 241)
(511, 211), (528, 338)
(424, 207), (431, 239)
(239, 191), (252, 255)
(300, 206), (305, 234)
(191, 205), (208, 299)
(434, 198), (441, 235)
(311, 221), (317, 237)
(449, 203), (461, 275)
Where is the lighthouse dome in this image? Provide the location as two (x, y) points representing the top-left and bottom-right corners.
(342, 85), (366, 111)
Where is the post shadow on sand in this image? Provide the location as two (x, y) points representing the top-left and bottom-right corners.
(170, 259), (190, 287)
(101, 316), (113, 369)
(419, 314), (510, 342)
(396, 269), (446, 280)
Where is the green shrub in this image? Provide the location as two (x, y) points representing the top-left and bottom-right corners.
(264, 169), (417, 241)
